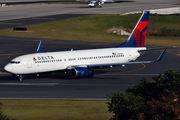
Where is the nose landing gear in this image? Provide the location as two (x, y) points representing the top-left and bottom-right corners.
(15, 74), (23, 81)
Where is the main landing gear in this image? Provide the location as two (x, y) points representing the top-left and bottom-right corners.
(18, 76), (23, 81)
(88, 69), (94, 78)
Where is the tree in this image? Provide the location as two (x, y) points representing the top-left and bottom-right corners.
(127, 69), (180, 101)
(153, 69), (180, 96)
(145, 93), (180, 120)
(107, 69), (180, 120)
(107, 91), (144, 120)
(126, 77), (160, 101)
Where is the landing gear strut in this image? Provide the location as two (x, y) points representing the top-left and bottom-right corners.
(88, 69), (94, 78)
(65, 70), (71, 77)
(15, 74), (23, 81)
(18, 76), (23, 81)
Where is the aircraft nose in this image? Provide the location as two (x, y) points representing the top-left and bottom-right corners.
(4, 64), (11, 73)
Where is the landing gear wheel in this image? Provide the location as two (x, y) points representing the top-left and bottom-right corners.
(18, 77), (23, 81)
(65, 70), (71, 77)
(88, 69), (94, 78)
(37, 73), (39, 77)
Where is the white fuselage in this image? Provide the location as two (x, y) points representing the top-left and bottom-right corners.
(4, 47), (146, 75)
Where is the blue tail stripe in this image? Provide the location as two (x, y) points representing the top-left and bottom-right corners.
(140, 11), (149, 21)
(139, 26), (147, 47)
(116, 35), (137, 47)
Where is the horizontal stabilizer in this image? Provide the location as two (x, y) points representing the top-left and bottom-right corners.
(138, 47), (167, 52)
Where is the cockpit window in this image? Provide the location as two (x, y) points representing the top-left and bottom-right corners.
(10, 61), (20, 64)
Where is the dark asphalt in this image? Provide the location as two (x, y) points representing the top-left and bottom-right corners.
(0, 14), (90, 29)
(0, 14), (180, 100)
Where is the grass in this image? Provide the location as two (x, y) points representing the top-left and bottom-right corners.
(0, 14), (180, 47)
(0, 100), (112, 120)
(148, 14), (180, 30)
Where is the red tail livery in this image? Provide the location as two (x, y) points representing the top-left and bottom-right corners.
(117, 11), (150, 47)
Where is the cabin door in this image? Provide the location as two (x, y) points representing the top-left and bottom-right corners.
(27, 58), (32, 68)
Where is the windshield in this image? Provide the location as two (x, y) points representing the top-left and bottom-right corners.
(10, 61), (20, 64)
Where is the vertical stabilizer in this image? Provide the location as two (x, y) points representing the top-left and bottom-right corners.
(116, 11), (150, 47)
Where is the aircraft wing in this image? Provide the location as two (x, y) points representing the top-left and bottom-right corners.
(67, 48), (166, 69)
(90, 48), (166, 68)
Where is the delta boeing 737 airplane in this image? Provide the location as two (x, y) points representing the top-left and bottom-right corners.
(4, 11), (166, 81)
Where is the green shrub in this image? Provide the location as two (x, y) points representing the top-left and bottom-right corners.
(107, 91), (144, 120)
(107, 69), (180, 120)
(159, 27), (180, 36)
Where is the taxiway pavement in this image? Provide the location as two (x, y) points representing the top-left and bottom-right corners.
(0, 1), (180, 100)
(0, 0), (179, 21)
(0, 36), (180, 100)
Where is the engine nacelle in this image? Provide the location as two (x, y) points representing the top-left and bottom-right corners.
(70, 67), (91, 77)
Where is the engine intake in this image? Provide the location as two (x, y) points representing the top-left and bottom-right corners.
(70, 67), (91, 77)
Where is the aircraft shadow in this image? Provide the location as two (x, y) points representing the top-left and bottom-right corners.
(0, 71), (109, 81)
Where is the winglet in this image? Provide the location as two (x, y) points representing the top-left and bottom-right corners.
(155, 48), (166, 62)
(36, 40), (42, 53)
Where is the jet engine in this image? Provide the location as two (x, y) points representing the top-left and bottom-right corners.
(69, 67), (93, 77)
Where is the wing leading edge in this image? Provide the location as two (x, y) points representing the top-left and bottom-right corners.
(67, 48), (166, 69)
(88, 48), (166, 68)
